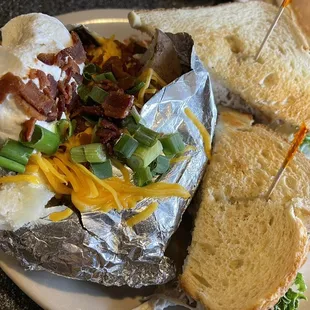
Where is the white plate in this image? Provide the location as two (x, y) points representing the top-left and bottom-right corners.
(1, 8), (310, 310)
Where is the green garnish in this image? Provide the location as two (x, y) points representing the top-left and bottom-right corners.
(93, 73), (108, 82)
(274, 273), (307, 310)
(127, 140), (163, 170)
(133, 166), (153, 187)
(70, 144), (107, 163)
(150, 155), (170, 175)
(88, 86), (108, 104)
(134, 125), (160, 147)
(122, 116), (140, 135)
(57, 119), (73, 142)
(0, 139), (33, 165)
(84, 143), (107, 163)
(104, 72), (117, 82)
(0, 156), (26, 173)
(114, 134), (139, 159)
(90, 160), (113, 179)
(126, 81), (145, 95)
(70, 146), (86, 163)
(160, 133), (185, 156)
(77, 84), (91, 102)
(20, 125), (60, 156)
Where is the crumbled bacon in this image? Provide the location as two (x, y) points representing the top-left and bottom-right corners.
(99, 79), (120, 92)
(45, 74), (58, 99)
(71, 105), (105, 118)
(0, 72), (24, 102)
(55, 32), (86, 66)
(117, 76), (136, 90)
(96, 119), (121, 144)
(73, 116), (88, 134)
(37, 53), (55, 65)
(15, 96), (47, 121)
(29, 69), (49, 90)
(21, 117), (37, 142)
(19, 81), (54, 116)
(46, 103), (58, 122)
(102, 90), (134, 119)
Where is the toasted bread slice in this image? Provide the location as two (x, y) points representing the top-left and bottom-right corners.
(128, 2), (310, 128)
(179, 108), (310, 310)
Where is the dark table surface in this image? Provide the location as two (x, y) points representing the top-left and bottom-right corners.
(0, 0), (226, 309)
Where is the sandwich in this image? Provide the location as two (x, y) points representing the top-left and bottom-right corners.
(180, 107), (310, 310)
(128, 1), (310, 134)
(128, 1), (310, 309)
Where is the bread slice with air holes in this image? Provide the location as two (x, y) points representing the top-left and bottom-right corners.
(128, 1), (310, 130)
(179, 108), (310, 310)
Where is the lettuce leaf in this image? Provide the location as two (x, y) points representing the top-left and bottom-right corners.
(274, 273), (307, 310)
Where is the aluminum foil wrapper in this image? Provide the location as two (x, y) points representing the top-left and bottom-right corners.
(0, 31), (217, 288)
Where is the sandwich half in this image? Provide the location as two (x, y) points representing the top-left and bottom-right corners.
(129, 1), (310, 129)
(179, 108), (310, 310)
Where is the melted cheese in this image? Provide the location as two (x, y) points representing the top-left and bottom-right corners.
(49, 208), (73, 222)
(184, 107), (212, 159)
(126, 202), (159, 227)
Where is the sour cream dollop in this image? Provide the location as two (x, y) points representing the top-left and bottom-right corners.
(0, 13), (83, 143)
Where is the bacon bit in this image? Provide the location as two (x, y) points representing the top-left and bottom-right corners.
(62, 57), (80, 74)
(73, 116), (88, 134)
(99, 79), (119, 92)
(29, 69), (49, 90)
(71, 105), (105, 118)
(55, 32), (86, 66)
(15, 96), (47, 121)
(117, 76), (136, 90)
(37, 53), (55, 65)
(72, 73), (83, 84)
(266, 123), (308, 200)
(96, 118), (121, 144)
(57, 95), (66, 120)
(102, 90), (134, 119)
(46, 74), (58, 99)
(20, 81), (54, 115)
(21, 117), (37, 142)
(0, 72), (24, 102)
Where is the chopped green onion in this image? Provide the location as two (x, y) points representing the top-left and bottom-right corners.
(0, 156), (25, 173)
(114, 134), (139, 159)
(70, 146), (86, 163)
(57, 119), (73, 143)
(20, 125), (60, 156)
(77, 84), (91, 102)
(104, 72), (117, 82)
(122, 116), (140, 134)
(150, 155), (170, 175)
(90, 160), (113, 179)
(84, 143), (107, 163)
(83, 72), (92, 81)
(0, 139), (33, 165)
(130, 106), (141, 124)
(84, 63), (98, 74)
(93, 73), (107, 82)
(133, 166), (153, 187)
(127, 140), (163, 170)
(126, 81), (145, 95)
(91, 125), (100, 143)
(160, 133), (185, 156)
(88, 86), (108, 104)
(134, 125), (160, 147)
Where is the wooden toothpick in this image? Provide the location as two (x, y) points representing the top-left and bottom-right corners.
(255, 0), (293, 61)
(265, 123), (307, 200)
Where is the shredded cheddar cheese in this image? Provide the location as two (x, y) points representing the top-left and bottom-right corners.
(184, 107), (212, 159)
(0, 175), (40, 184)
(126, 202), (159, 227)
(49, 208), (73, 222)
(0, 127), (190, 222)
(87, 36), (121, 66)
